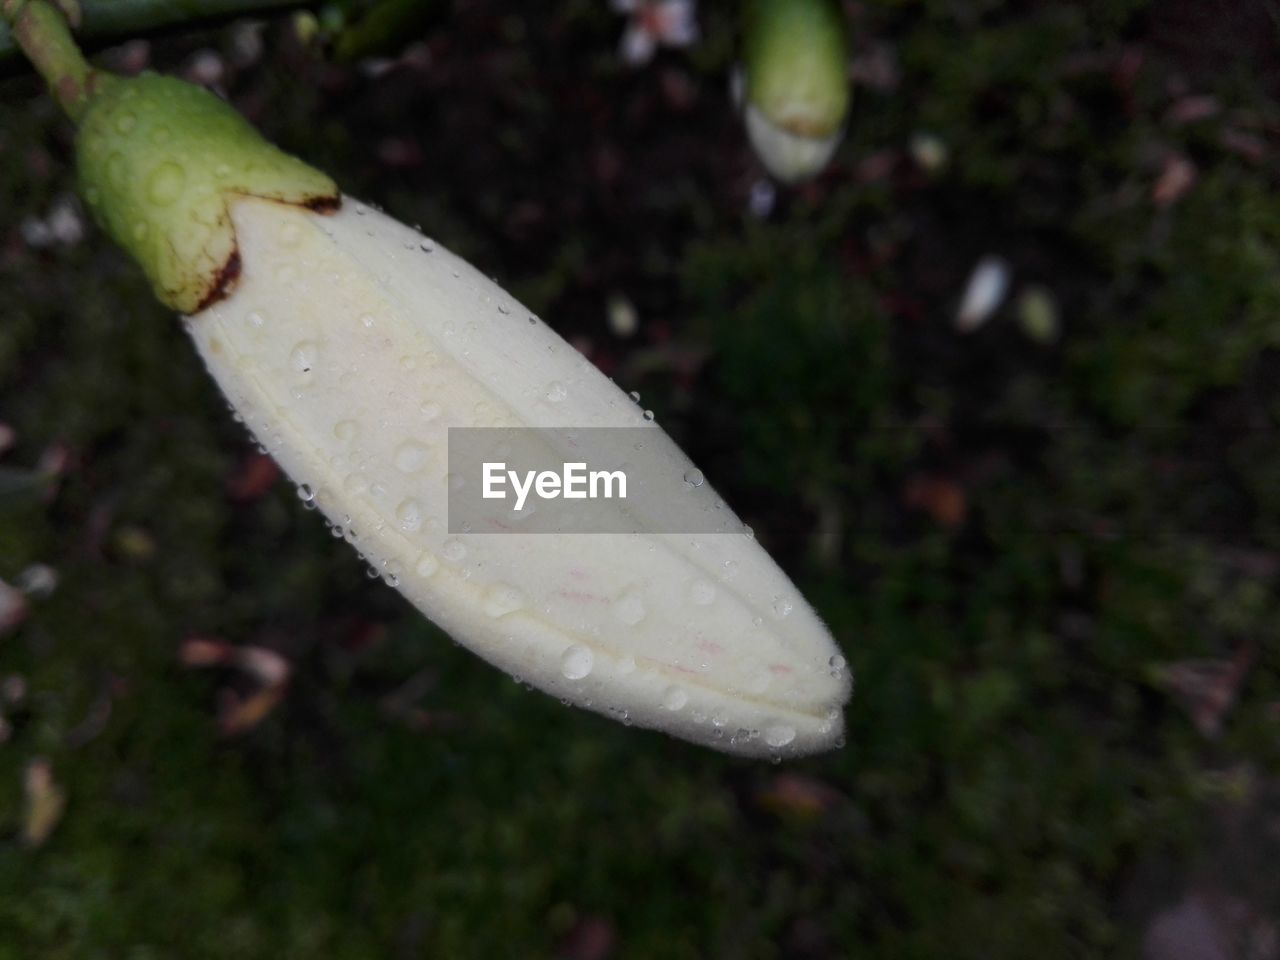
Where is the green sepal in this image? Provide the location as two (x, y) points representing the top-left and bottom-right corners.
(743, 0), (850, 139)
(76, 73), (339, 314)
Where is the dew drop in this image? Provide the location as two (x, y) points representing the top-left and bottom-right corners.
(663, 687), (688, 711)
(628, 390), (641, 403)
(145, 161), (185, 206)
(829, 654), (846, 673)
(394, 441), (430, 474)
(483, 583), (524, 618)
(415, 552), (439, 578)
(395, 498), (423, 532)
(561, 645), (594, 680)
(296, 483), (314, 503)
(358, 313), (375, 330)
(419, 401), (442, 421)
(611, 591), (646, 626)
(545, 381), (568, 403)
(333, 419), (357, 442)
(442, 538), (467, 563)
(497, 302), (510, 315)
(683, 468), (705, 488)
(764, 724), (796, 748)
(420, 238), (435, 252)
(642, 409), (655, 421)
(246, 311), (266, 328)
(289, 340), (318, 374)
(384, 560), (403, 587)
(772, 595), (794, 619)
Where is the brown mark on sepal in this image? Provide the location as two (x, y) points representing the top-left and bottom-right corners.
(195, 249), (242, 313)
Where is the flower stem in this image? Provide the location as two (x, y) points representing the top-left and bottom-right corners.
(3, 0), (97, 122)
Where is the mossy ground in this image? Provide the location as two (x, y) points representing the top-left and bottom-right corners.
(1, 1), (1279, 957)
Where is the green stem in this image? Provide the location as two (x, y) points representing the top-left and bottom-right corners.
(0, 0), (305, 67)
(3, 0), (97, 121)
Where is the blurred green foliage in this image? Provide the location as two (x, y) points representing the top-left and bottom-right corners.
(0, 1), (1278, 957)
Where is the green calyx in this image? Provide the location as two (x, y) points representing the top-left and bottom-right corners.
(76, 73), (339, 313)
(743, 0), (850, 139)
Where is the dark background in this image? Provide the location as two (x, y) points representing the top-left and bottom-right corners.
(1, 1), (1279, 956)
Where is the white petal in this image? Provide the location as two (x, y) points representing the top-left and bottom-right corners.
(619, 23), (657, 65)
(656, 0), (698, 46)
(955, 256), (1011, 332)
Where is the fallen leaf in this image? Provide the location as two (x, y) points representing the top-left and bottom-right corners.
(757, 773), (841, 820)
(1150, 644), (1254, 738)
(226, 451), (281, 502)
(22, 758), (66, 848)
(904, 474), (967, 529)
(1153, 154), (1197, 207)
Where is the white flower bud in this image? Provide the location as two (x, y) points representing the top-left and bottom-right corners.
(187, 195), (852, 756)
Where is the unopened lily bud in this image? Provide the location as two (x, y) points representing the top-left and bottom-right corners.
(64, 42), (850, 757)
(741, 0), (851, 183)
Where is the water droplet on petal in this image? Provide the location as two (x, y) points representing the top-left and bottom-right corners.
(611, 590), (646, 626)
(419, 402), (442, 421)
(384, 560), (403, 587)
(561, 645), (594, 680)
(442, 538), (467, 563)
(683, 468), (705, 488)
(289, 340), (318, 374)
(420, 238), (435, 252)
(296, 483), (314, 503)
(663, 687), (688, 711)
(394, 441), (430, 474)
(764, 724), (796, 748)
(545, 381), (568, 403)
(395, 498), (423, 532)
(246, 311), (265, 328)
(333, 419), (357, 442)
(415, 552), (439, 578)
(483, 583), (524, 618)
(642, 409), (655, 422)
